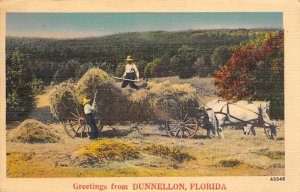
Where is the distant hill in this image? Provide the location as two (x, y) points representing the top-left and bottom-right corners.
(6, 28), (282, 84)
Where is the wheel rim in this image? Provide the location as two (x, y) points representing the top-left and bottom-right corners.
(166, 113), (198, 138)
(64, 109), (86, 138)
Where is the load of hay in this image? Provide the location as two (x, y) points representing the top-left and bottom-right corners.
(7, 119), (60, 143)
(49, 68), (201, 124)
(49, 83), (81, 122)
(76, 68), (131, 124)
(129, 81), (201, 121)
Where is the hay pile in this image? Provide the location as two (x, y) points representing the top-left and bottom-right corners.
(128, 81), (201, 121)
(49, 83), (81, 122)
(142, 144), (195, 163)
(49, 68), (201, 123)
(75, 139), (140, 166)
(76, 68), (131, 124)
(7, 119), (60, 143)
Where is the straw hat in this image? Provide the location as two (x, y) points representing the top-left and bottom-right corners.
(125, 55), (133, 61)
(82, 97), (90, 105)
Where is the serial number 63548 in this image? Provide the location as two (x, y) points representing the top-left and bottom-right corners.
(270, 177), (285, 181)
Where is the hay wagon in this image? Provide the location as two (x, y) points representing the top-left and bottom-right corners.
(50, 68), (206, 139)
(63, 103), (206, 139)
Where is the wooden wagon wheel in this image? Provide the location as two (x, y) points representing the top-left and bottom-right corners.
(166, 112), (198, 138)
(63, 109), (103, 138)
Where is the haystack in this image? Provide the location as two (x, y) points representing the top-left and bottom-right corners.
(7, 119), (60, 143)
(76, 68), (131, 124)
(49, 83), (81, 122)
(129, 81), (201, 121)
(75, 139), (140, 166)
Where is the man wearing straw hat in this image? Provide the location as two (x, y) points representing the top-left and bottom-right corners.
(121, 55), (140, 89)
(82, 97), (98, 140)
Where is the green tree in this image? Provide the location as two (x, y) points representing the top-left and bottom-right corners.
(31, 74), (44, 95)
(211, 46), (232, 68)
(6, 51), (36, 121)
(53, 60), (79, 83)
(136, 60), (147, 78)
(144, 58), (161, 78)
(194, 56), (212, 77)
(170, 45), (196, 79)
(115, 62), (125, 77)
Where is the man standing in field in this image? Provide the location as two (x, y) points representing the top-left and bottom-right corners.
(82, 97), (98, 140)
(121, 55), (140, 89)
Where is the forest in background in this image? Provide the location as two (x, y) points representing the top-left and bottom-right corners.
(6, 28), (284, 121)
(6, 29), (281, 83)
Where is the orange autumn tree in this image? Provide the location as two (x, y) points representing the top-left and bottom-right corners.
(214, 32), (284, 119)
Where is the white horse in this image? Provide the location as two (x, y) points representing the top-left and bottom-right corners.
(236, 100), (270, 135)
(204, 99), (276, 139)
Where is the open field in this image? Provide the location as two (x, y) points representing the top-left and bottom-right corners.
(6, 77), (285, 177)
(6, 123), (285, 177)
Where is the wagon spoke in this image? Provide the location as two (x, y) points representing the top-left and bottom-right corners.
(66, 122), (76, 128)
(70, 119), (78, 125)
(76, 109), (81, 118)
(183, 113), (188, 122)
(184, 118), (195, 124)
(185, 123), (197, 126)
(180, 129), (184, 138)
(169, 125), (180, 132)
(71, 117), (79, 121)
(71, 112), (80, 119)
(83, 125), (90, 137)
(71, 121), (80, 128)
(185, 126), (196, 132)
(185, 128), (192, 137)
(175, 129), (181, 137)
(168, 123), (179, 126)
(74, 124), (82, 134)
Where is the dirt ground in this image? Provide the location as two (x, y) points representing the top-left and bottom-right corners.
(6, 77), (285, 177)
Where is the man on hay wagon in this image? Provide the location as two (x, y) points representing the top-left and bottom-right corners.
(121, 55), (140, 89)
(82, 95), (99, 140)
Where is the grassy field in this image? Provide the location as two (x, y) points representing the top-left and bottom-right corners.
(6, 77), (285, 177)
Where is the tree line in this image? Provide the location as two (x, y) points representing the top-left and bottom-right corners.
(6, 28), (283, 121)
(6, 29), (280, 84)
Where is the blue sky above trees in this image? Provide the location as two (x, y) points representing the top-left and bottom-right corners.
(7, 12), (283, 38)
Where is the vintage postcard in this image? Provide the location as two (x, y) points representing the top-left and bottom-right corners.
(0, 0), (299, 191)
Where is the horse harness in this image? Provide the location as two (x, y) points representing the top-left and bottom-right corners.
(213, 101), (262, 126)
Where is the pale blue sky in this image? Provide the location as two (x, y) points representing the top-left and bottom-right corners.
(6, 12), (283, 38)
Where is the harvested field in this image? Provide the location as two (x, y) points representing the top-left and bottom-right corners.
(6, 76), (285, 177)
(6, 120), (285, 177)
